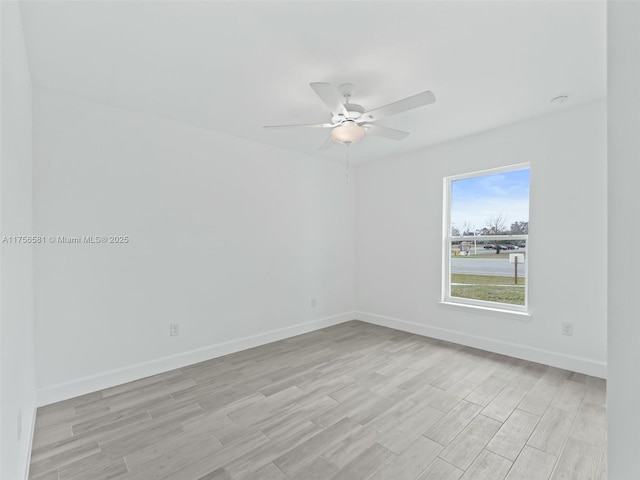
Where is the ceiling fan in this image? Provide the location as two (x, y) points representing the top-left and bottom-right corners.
(264, 83), (436, 149)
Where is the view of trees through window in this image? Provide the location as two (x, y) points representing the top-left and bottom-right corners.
(445, 165), (530, 308)
(451, 216), (529, 237)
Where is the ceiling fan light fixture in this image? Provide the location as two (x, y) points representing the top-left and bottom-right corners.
(331, 121), (365, 145)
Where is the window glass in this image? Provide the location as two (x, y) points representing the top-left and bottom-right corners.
(445, 166), (530, 310)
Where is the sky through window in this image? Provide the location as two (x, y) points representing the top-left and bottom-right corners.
(450, 168), (530, 233)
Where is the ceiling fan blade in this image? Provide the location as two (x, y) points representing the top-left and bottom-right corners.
(310, 83), (348, 116)
(364, 124), (410, 141)
(263, 123), (334, 129)
(362, 90), (435, 122)
(318, 135), (335, 150)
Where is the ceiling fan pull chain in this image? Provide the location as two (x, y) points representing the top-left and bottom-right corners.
(346, 147), (350, 185)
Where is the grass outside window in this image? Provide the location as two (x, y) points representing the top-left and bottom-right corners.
(451, 273), (525, 305)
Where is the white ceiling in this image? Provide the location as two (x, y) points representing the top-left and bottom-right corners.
(20, 1), (606, 163)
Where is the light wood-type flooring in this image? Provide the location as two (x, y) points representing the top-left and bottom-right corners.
(29, 321), (607, 480)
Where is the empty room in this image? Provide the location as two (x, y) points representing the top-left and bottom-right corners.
(1, 1), (639, 479)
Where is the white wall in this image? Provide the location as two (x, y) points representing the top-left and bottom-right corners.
(33, 90), (355, 404)
(0, 2), (36, 479)
(607, 1), (640, 478)
(355, 101), (607, 377)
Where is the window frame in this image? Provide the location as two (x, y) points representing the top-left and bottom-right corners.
(442, 163), (530, 314)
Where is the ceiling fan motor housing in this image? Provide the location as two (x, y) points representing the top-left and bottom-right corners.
(332, 103), (364, 124)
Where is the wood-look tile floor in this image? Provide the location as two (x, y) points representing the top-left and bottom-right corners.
(29, 321), (607, 480)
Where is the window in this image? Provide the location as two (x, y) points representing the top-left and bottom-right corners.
(443, 164), (530, 312)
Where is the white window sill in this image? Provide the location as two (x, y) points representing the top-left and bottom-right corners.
(438, 300), (532, 321)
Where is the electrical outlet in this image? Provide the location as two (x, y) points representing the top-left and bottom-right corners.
(310, 298), (317, 308)
(561, 321), (574, 336)
(170, 323), (180, 336)
(17, 410), (22, 441)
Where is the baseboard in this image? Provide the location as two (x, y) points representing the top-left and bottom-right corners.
(356, 311), (607, 378)
(35, 309), (605, 407)
(36, 311), (356, 406)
